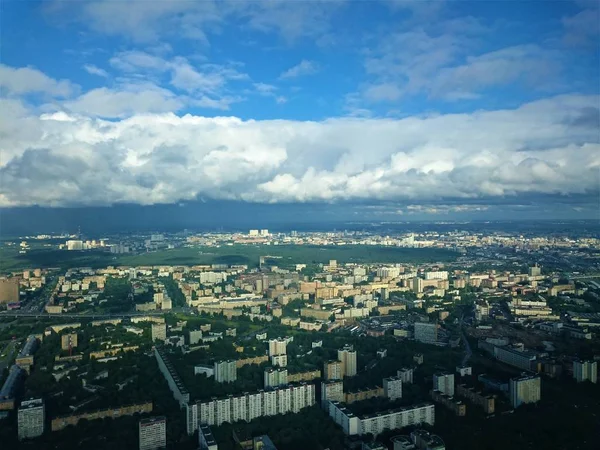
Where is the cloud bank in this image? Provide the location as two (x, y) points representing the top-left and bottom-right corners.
(1, 94), (598, 208)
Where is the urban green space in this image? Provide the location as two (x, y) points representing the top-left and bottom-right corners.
(0, 244), (457, 273)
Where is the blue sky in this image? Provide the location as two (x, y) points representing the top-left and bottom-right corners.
(0, 0), (599, 221)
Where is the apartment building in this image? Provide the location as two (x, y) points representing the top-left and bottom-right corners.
(139, 416), (166, 450)
(151, 323), (167, 342)
(494, 346), (537, 371)
(383, 377), (403, 401)
(154, 347), (190, 406)
(456, 384), (495, 414)
(264, 368), (288, 388)
(338, 345), (357, 377)
(187, 382), (315, 431)
(214, 360), (237, 383)
(397, 368), (414, 384)
(199, 425), (218, 450)
(18, 398), (45, 440)
(327, 401), (435, 436)
(268, 338), (288, 356)
(573, 360), (597, 383)
(433, 373), (454, 397)
(509, 375), (541, 408)
(321, 380), (344, 407)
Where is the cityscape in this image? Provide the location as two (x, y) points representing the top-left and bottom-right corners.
(1, 0), (599, 449)
(1, 224), (599, 449)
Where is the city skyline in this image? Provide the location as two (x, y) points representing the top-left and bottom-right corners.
(0, 1), (598, 220)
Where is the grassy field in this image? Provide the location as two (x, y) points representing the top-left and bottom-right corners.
(0, 244), (458, 272)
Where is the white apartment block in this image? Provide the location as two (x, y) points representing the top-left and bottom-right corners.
(271, 354), (288, 367)
(573, 360), (597, 383)
(328, 401), (435, 436)
(139, 416), (166, 450)
(18, 398), (45, 440)
(188, 383), (315, 432)
(425, 271), (448, 280)
(264, 367), (288, 388)
(433, 373), (454, 397)
(214, 360), (237, 383)
(383, 376), (403, 400)
(509, 375), (541, 408)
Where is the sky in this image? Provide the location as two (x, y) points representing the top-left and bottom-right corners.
(0, 0), (599, 225)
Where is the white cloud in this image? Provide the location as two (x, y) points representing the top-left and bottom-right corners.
(60, 83), (186, 118)
(0, 64), (78, 97)
(279, 60), (319, 79)
(83, 64), (109, 77)
(1, 94), (598, 207)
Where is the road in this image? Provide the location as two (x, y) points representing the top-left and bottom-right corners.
(0, 306), (194, 320)
(0, 340), (18, 372)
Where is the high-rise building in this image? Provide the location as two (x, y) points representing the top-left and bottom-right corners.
(397, 368), (414, 384)
(414, 322), (437, 344)
(338, 345), (357, 377)
(573, 360), (597, 384)
(509, 375), (541, 408)
(0, 278), (19, 304)
(151, 323), (167, 342)
(139, 416), (166, 450)
(214, 360), (237, 383)
(18, 398), (45, 440)
(383, 376), (403, 400)
(199, 425), (218, 450)
(268, 338), (287, 356)
(264, 368), (288, 388)
(433, 373), (454, 397)
(412, 277), (424, 294)
(324, 360), (343, 380)
(61, 333), (78, 351)
(271, 354), (287, 367)
(528, 264), (542, 277)
(321, 380), (344, 407)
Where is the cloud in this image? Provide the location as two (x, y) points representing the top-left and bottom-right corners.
(0, 64), (78, 97)
(46, 0), (342, 44)
(279, 60), (319, 79)
(83, 64), (109, 77)
(359, 21), (565, 104)
(562, 7), (600, 46)
(363, 83), (402, 102)
(1, 94), (598, 207)
(60, 83), (187, 118)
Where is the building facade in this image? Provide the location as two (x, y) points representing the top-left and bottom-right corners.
(327, 401), (435, 436)
(573, 360), (597, 383)
(338, 345), (357, 377)
(433, 373), (454, 397)
(509, 375), (541, 408)
(139, 416), (166, 450)
(383, 376), (403, 401)
(18, 398), (45, 440)
(214, 360), (237, 383)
